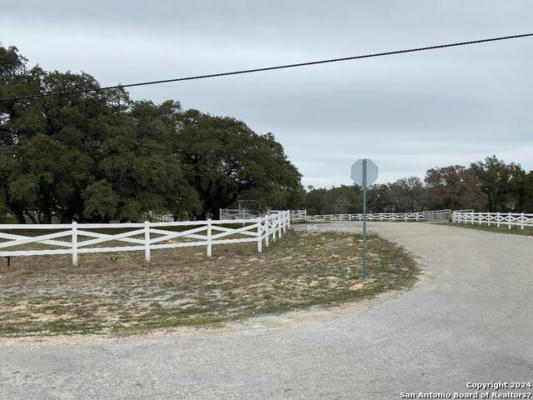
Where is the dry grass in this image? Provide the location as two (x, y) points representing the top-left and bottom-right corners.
(0, 231), (418, 337)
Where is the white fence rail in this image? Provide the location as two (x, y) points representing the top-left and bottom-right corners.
(269, 209), (307, 222)
(290, 210), (307, 221)
(146, 211), (175, 222)
(220, 209), (451, 223)
(0, 211), (291, 266)
(306, 212), (427, 222)
(220, 208), (307, 222)
(219, 209), (258, 220)
(453, 210), (533, 230)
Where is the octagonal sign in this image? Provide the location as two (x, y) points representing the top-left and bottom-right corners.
(351, 159), (378, 187)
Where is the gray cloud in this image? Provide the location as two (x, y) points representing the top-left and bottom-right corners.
(2, 0), (532, 187)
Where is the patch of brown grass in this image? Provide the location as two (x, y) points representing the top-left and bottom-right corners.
(0, 231), (418, 336)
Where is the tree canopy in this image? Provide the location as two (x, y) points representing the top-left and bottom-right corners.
(2, 45), (531, 222)
(424, 165), (486, 210)
(304, 158), (533, 215)
(0, 45), (303, 223)
(470, 155), (531, 212)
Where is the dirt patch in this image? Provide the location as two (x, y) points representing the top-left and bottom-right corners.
(0, 231), (418, 337)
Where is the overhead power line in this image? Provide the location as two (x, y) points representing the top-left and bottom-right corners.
(1, 32), (533, 102)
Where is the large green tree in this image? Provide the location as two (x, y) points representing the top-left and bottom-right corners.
(470, 155), (528, 212)
(523, 172), (533, 212)
(175, 110), (303, 218)
(96, 100), (200, 221)
(0, 45), (302, 222)
(387, 177), (428, 212)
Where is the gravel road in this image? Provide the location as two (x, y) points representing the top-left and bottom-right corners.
(1, 222), (532, 399)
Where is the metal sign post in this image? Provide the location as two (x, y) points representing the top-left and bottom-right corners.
(362, 159), (367, 280)
(351, 159), (378, 281)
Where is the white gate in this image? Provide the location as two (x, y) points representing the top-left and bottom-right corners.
(424, 209), (451, 223)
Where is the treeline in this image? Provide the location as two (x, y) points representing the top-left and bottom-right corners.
(304, 157), (533, 215)
(0, 46), (303, 223)
(2, 45), (531, 223)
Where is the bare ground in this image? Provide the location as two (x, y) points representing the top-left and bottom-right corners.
(0, 230), (418, 336)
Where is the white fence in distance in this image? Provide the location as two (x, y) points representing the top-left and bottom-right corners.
(146, 211), (175, 222)
(453, 210), (533, 230)
(0, 211), (291, 266)
(269, 209), (307, 222)
(290, 210), (307, 221)
(219, 209), (259, 220)
(220, 208), (307, 222)
(307, 212), (421, 222)
(220, 209), (450, 223)
(306, 210), (451, 223)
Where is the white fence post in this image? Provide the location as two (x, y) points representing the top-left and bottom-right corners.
(257, 217), (263, 253)
(508, 212), (511, 229)
(206, 219), (212, 257)
(497, 212), (500, 227)
(521, 213), (524, 230)
(278, 213), (282, 239)
(72, 221), (78, 267)
(265, 216), (270, 247)
(144, 221), (151, 263)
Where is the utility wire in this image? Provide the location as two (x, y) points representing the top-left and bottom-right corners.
(1, 32), (532, 102)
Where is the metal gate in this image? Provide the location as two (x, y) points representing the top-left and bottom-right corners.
(424, 209), (451, 223)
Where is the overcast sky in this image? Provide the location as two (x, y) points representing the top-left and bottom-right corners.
(2, 1), (532, 187)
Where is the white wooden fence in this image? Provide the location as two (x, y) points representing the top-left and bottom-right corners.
(290, 210), (307, 221)
(269, 209), (307, 222)
(219, 209), (451, 223)
(219, 209), (259, 220)
(453, 210), (533, 230)
(146, 211), (175, 222)
(306, 212), (427, 222)
(0, 211), (291, 266)
(220, 208), (307, 222)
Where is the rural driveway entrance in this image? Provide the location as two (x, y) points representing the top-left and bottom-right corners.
(1, 223), (532, 399)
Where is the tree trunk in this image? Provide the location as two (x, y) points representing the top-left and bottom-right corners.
(43, 209), (53, 224)
(13, 210), (26, 224)
(25, 211), (38, 224)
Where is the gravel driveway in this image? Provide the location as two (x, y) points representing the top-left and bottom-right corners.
(1, 222), (532, 399)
